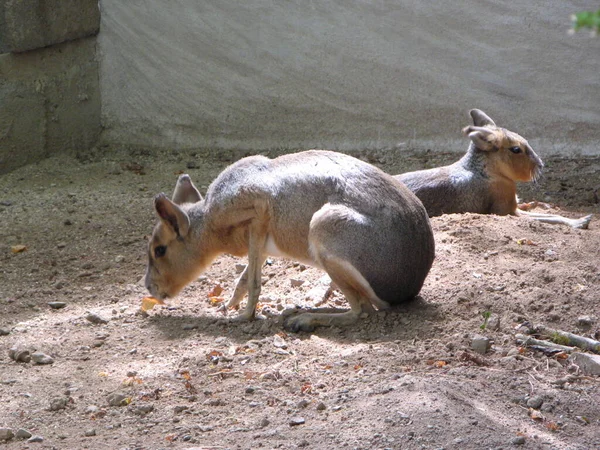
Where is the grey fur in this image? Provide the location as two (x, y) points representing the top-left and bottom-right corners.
(146, 150), (435, 331)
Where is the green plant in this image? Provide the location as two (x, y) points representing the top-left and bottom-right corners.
(571, 10), (600, 35)
(480, 311), (492, 330)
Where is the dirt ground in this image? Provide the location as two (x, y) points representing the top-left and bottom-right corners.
(0, 146), (599, 450)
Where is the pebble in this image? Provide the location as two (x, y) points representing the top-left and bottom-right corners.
(107, 393), (129, 407)
(289, 417), (305, 426)
(0, 327), (10, 336)
(85, 312), (109, 324)
(9, 346), (31, 363)
(48, 301), (67, 309)
(31, 351), (54, 365)
(511, 436), (526, 445)
(0, 428), (14, 441)
(568, 352), (600, 376)
(15, 428), (32, 439)
(526, 395), (544, 409)
(471, 335), (491, 354)
(84, 429), (96, 437)
(290, 278), (305, 287)
(272, 334), (287, 349)
(577, 315), (596, 327)
(130, 403), (154, 415)
(235, 263), (247, 273)
(49, 397), (68, 411)
(316, 402), (327, 411)
(27, 435), (44, 443)
(115, 255), (125, 263)
(85, 405), (99, 414)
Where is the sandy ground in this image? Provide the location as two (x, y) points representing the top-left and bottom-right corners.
(0, 146), (599, 450)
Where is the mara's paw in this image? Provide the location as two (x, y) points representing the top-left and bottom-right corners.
(284, 314), (317, 333)
(574, 214), (593, 230)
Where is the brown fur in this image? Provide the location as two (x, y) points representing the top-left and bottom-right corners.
(397, 109), (592, 229)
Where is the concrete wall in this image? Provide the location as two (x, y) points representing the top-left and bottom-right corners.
(99, 0), (600, 156)
(0, 1), (100, 174)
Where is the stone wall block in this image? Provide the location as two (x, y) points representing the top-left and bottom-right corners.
(0, 0), (100, 53)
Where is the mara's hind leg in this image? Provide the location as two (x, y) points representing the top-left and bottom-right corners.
(284, 204), (389, 332)
(517, 210), (592, 230)
(284, 252), (386, 332)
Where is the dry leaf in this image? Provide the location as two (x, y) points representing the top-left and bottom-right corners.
(11, 245), (27, 254)
(98, 371), (109, 377)
(209, 296), (224, 305)
(206, 350), (223, 362)
(301, 383), (313, 394)
(141, 296), (165, 311)
(545, 421), (560, 431)
(529, 408), (544, 421)
(180, 370), (192, 381)
(208, 284), (224, 297)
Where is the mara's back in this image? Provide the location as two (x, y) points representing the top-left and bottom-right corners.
(397, 161), (492, 217)
(207, 150), (435, 303)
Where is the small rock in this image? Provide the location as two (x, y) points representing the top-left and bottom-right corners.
(0, 428), (14, 441)
(115, 255), (125, 263)
(259, 417), (270, 428)
(27, 435), (44, 443)
(48, 302), (67, 310)
(174, 405), (189, 413)
(31, 351), (54, 365)
(15, 428), (32, 439)
(130, 403), (154, 415)
(511, 436), (526, 445)
(49, 397), (68, 411)
(235, 264), (247, 274)
(305, 285), (331, 306)
(85, 405), (99, 414)
(182, 323), (199, 330)
(290, 278), (305, 287)
(568, 352), (600, 376)
(57, 242), (67, 249)
(577, 315), (596, 327)
(297, 399), (310, 408)
(126, 370), (138, 377)
(84, 429), (96, 437)
(289, 417), (305, 426)
(316, 402), (327, 411)
(8, 345), (31, 363)
(486, 314), (501, 331)
(471, 335), (491, 354)
(272, 334), (287, 349)
(85, 312), (108, 325)
(0, 327), (10, 336)
(107, 393), (129, 407)
(526, 395), (544, 409)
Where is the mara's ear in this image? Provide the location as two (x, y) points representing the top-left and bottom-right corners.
(154, 193), (191, 237)
(470, 109), (496, 127)
(172, 174), (202, 205)
(462, 126), (498, 151)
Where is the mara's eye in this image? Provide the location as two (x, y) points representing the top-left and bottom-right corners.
(154, 245), (167, 258)
(509, 146), (522, 154)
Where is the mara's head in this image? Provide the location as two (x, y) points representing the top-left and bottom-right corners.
(145, 174), (209, 300)
(462, 109), (543, 182)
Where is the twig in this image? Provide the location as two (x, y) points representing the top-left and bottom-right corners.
(208, 370), (244, 378)
(515, 334), (575, 353)
(534, 325), (600, 354)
